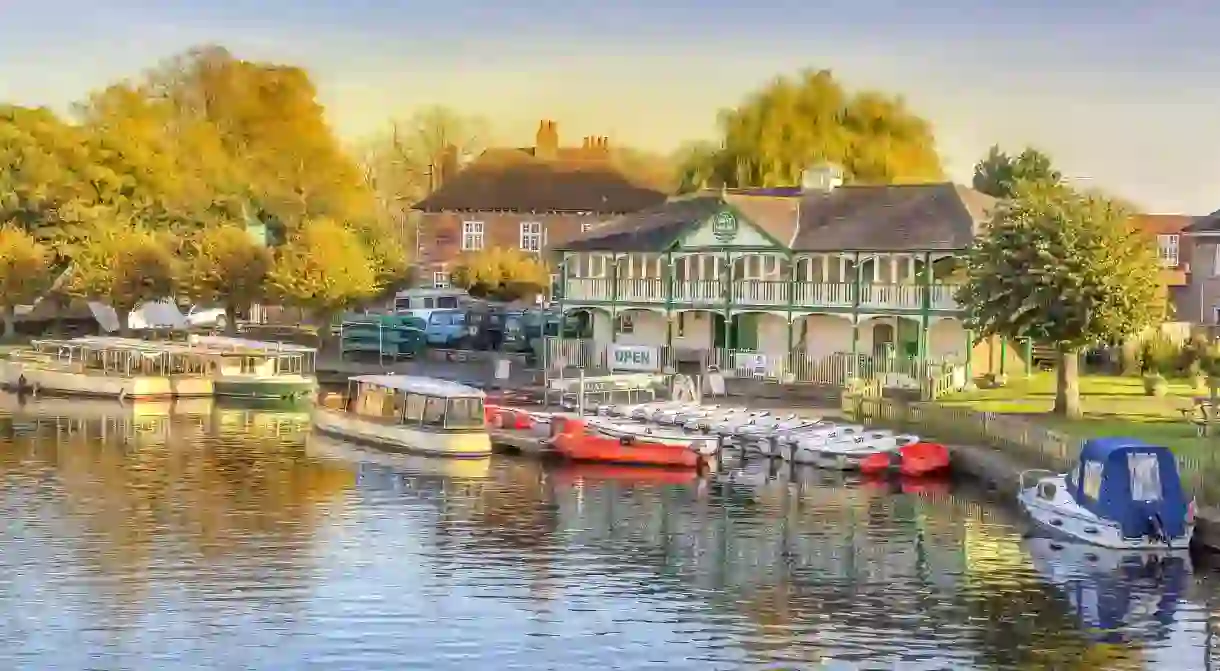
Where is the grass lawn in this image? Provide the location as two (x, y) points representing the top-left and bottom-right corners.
(936, 372), (1220, 463)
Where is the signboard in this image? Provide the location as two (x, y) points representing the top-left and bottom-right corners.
(610, 344), (662, 372)
(548, 373), (665, 392)
(734, 352), (767, 374)
(712, 210), (738, 242)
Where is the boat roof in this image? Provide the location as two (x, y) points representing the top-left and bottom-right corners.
(351, 375), (485, 398)
(1079, 436), (1171, 461)
(187, 335), (316, 353)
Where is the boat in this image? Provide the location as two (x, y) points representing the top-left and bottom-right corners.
(780, 423), (866, 456)
(185, 334), (318, 402)
(859, 441), (951, 477)
(707, 411), (773, 440)
(682, 407), (748, 432)
(550, 417), (711, 468)
(584, 417), (720, 455)
(738, 417), (824, 456)
(312, 374), (492, 458)
(792, 431), (919, 470)
(0, 337), (214, 399)
(630, 401), (697, 423)
(1017, 437), (1195, 550)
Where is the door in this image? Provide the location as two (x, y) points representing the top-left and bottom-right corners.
(732, 313), (759, 351)
(712, 313), (727, 348)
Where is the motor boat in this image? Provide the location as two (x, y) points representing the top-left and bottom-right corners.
(585, 417), (720, 455)
(629, 401), (691, 422)
(859, 441), (951, 477)
(1017, 437), (1195, 550)
(683, 407), (748, 432)
(738, 417), (825, 456)
(794, 431), (920, 470)
(707, 411), (773, 441)
(779, 423), (867, 455)
(668, 405), (724, 427)
(730, 414), (799, 452)
(553, 416), (719, 467)
(653, 404), (719, 426)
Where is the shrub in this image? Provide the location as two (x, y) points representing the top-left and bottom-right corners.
(1139, 333), (1181, 377)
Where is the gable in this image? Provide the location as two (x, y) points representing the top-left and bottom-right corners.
(677, 207), (783, 250)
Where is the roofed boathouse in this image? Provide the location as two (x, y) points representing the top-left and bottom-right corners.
(552, 165), (1011, 385)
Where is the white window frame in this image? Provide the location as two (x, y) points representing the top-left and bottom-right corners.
(520, 221), (542, 252)
(461, 221), (484, 251)
(432, 271), (450, 289)
(581, 221), (594, 233)
(1157, 234), (1179, 267)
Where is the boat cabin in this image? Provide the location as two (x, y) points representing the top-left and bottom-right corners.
(26, 337), (213, 377)
(186, 335), (317, 378)
(345, 375), (485, 431)
(1061, 438), (1191, 540)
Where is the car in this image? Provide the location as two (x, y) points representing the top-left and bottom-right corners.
(184, 305), (229, 330)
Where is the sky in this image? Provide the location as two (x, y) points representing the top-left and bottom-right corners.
(3, 0), (1220, 213)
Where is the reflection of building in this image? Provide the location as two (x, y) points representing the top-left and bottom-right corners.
(555, 170), (1019, 381)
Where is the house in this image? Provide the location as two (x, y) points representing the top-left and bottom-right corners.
(1178, 213), (1220, 323)
(552, 165), (1022, 382)
(1131, 214), (1193, 320)
(411, 120), (669, 289)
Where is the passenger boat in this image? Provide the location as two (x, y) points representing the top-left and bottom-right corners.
(858, 441), (951, 477)
(186, 335), (317, 402)
(313, 374), (492, 458)
(0, 337), (214, 399)
(1017, 437), (1195, 550)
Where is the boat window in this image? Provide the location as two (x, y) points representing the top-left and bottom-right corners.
(1128, 452), (1163, 501)
(446, 397), (483, 429)
(354, 384), (386, 419)
(403, 393), (426, 424)
(422, 396), (446, 428)
(1082, 460), (1104, 501)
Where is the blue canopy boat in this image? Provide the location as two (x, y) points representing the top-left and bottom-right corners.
(1018, 437), (1195, 550)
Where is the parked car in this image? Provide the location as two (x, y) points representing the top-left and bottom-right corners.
(184, 304), (229, 330)
(422, 309), (469, 348)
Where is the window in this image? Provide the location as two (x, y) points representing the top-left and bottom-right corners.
(430, 312), (451, 326)
(422, 396), (446, 427)
(677, 312), (686, 337)
(520, 221), (542, 252)
(404, 393), (426, 423)
(437, 296), (459, 308)
(1157, 234), (1179, 267)
(581, 221), (594, 233)
(433, 272), (450, 289)
(1128, 452), (1162, 501)
(1213, 245), (1220, 277)
(1082, 460), (1104, 501)
(446, 397), (484, 429)
(461, 221), (484, 250)
(616, 313), (634, 334)
(1213, 306), (1220, 325)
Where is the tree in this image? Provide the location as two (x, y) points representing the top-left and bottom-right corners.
(957, 183), (1163, 418)
(360, 105), (489, 209)
(66, 218), (180, 335)
(971, 145), (1063, 199)
(265, 217), (379, 332)
(451, 248), (551, 302)
(676, 69), (943, 190)
(182, 223), (272, 334)
(0, 224), (52, 338)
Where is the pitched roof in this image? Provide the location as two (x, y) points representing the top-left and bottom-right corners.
(1133, 214), (1195, 235)
(412, 147), (668, 214)
(557, 183), (994, 253)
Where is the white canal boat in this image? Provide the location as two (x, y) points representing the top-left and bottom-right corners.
(1017, 437), (1195, 550)
(313, 375), (492, 458)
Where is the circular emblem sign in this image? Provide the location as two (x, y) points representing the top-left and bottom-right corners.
(712, 210), (738, 242)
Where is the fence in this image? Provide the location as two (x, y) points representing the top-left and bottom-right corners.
(847, 396), (1220, 509)
(541, 337), (964, 398)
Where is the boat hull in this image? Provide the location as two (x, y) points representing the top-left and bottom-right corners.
(0, 360), (213, 400)
(312, 407), (493, 458)
(1018, 482), (1194, 550)
(553, 432), (701, 468)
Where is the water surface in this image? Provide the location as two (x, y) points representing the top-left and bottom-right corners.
(0, 394), (1215, 670)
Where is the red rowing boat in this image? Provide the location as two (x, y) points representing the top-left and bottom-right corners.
(858, 442), (951, 477)
(550, 417), (703, 468)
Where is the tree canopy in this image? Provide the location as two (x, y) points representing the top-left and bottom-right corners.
(957, 183), (1163, 417)
(676, 69), (944, 192)
(451, 248), (551, 302)
(182, 223), (272, 334)
(266, 217), (380, 324)
(971, 145), (1063, 199)
(66, 217), (180, 334)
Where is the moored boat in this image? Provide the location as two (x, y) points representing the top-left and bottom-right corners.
(0, 337), (213, 399)
(186, 335), (318, 402)
(859, 441), (951, 477)
(550, 417), (714, 467)
(313, 374), (492, 458)
(1017, 437), (1195, 550)
(793, 431), (919, 470)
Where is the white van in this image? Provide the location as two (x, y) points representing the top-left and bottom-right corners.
(393, 288), (471, 314)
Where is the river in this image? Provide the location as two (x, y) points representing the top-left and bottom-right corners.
(0, 394), (1216, 670)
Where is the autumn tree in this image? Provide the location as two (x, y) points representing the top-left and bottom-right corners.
(972, 145), (1063, 199)
(0, 224), (53, 338)
(676, 69), (943, 191)
(451, 248), (551, 302)
(266, 217), (379, 334)
(67, 218), (180, 335)
(957, 183), (1162, 418)
(182, 223), (272, 334)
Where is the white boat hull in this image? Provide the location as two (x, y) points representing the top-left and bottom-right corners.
(0, 360), (213, 399)
(312, 407), (492, 458)
(587, 420), (720, 455)
(1018, 475), (1194, 550)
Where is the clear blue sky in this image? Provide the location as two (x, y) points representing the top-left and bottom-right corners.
(3, 0), (1219, 213)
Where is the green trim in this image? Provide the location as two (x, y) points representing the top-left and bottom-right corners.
(669, 200), (789, 252)
(214, 378), (315, 401)
(918, 251), (931, 370)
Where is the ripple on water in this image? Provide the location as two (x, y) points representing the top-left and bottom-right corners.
(0, 403), (1214, 669)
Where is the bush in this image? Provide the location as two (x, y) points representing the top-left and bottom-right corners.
(1139, 333), (1181, 377)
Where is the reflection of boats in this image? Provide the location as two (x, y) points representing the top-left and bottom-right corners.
(1025, 535), (1189, 643)
(313, 375), (492, 458)
(550, 463), (700, 486)
(0, 391), (214, 420)
(1018, 437), (1194, 550)
(211, 406), (310, 439)
(305, 433), (491, 480)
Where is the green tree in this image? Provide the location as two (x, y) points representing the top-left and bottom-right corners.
(971, 145), (1063, 199)
(451, 248), (551, 302)
(0, 224), (53, 338)
(676, 69), (943, 191)
(266, 217), (379, 333)
(957, 183), (1163, 417)
(182, 223), (272, 335)
(66, 218), (180, 335)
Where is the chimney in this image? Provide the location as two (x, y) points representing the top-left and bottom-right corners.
(582, 136), (591, 149)
(535, 119), (558, 159)
(437, 144), (459, 187)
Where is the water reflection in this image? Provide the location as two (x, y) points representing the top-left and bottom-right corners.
(0, 393), (1215, 669)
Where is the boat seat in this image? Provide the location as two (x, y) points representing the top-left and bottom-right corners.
(1037, 480), (1058, 500)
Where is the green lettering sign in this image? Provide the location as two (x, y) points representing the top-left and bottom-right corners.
(712, 210), (737, 242)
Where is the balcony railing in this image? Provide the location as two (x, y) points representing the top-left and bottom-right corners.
(563, 278), (964, 311)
